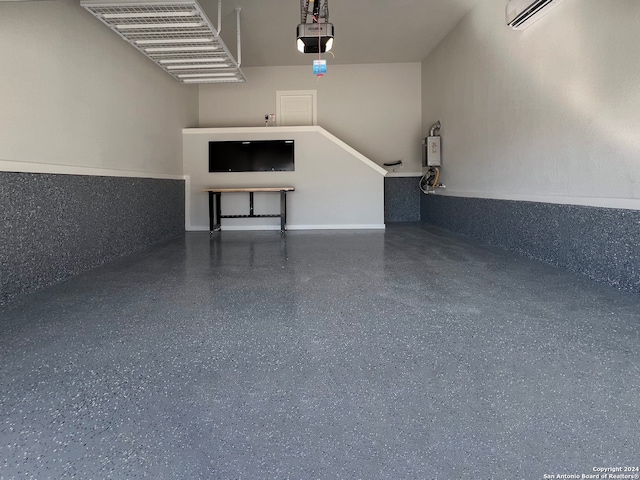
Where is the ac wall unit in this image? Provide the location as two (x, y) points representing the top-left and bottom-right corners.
(506, 0), (565, 30)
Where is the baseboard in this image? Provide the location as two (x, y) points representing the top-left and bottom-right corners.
(186, 224), (386, 232)
(289, 224), (386, 230)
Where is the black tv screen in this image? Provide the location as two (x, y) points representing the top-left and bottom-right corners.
(209, 140), (295, 172)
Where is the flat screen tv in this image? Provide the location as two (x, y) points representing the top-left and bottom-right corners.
(209, 140), (295, 172)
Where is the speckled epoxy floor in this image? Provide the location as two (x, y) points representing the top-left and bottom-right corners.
(1, 224), (639, 479)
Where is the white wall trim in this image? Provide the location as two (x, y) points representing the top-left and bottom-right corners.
(290, 224), (385, 230)
(385, 171), (422, 178)
(186, 224), (386, 232)
(314, 128), (388, 176)
(186, 226), (281, 232)
(0, 159), (184, 180)
(434, 190), (640, 211)
(183, 126), (319, 135)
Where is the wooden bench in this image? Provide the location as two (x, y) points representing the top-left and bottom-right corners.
(203, 187), (295, 233)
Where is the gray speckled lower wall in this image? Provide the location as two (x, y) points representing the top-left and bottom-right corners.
(0, 172), (184, 305)
(384, 176), (420, 222)
(421, 194), (640, 293)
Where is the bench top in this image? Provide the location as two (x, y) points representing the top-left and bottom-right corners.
(203, 187), (295, 193)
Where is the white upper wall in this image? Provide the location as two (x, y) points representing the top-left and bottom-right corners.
(422, 0), (640, 209)
(199, 64), (423, 174)
(0, 0), (198, 177)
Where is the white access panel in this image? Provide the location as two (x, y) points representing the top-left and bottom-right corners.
(276, 90), (317, 126)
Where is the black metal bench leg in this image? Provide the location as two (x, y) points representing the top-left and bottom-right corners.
(280, 190), (287, 232)
(214, 192), (222, 231)
(208, 191), (214, 233)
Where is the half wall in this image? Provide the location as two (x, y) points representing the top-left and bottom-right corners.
(183, 126), (386, 230)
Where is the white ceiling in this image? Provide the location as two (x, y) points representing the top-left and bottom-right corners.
(203, 0), (481, 67)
